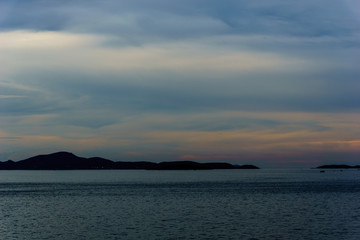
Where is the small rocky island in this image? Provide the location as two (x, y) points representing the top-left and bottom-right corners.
(0, 152), (259, 170)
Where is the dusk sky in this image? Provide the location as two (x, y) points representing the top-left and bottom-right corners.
(0, 0), (359, 167)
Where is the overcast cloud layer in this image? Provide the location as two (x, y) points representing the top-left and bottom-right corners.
(0, 0), (359, 167)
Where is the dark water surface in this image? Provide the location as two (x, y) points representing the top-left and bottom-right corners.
(0, 169), (359, 239)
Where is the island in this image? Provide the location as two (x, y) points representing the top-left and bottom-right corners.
(0, 152), (260, 170)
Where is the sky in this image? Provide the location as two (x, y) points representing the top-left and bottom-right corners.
(0, 0), (359, 167)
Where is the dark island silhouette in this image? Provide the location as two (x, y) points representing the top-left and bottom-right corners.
(316, 164), (360, 169)
(0, 151), (259, 170)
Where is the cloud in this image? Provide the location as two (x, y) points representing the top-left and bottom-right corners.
(0, 137), (23, 140)
(1, 110), (359, 165)
(0, 95), (26, 99)
(1, 0), (359, 44)
(0, 31), (310, 75)
(0, 0), (359, 166)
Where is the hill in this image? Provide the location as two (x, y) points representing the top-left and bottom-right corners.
(0, 152), (259, 170)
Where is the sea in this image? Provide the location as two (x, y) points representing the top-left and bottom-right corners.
(0, 168), (359, 240)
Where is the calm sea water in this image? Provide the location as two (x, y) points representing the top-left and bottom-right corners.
(0, 169), (359, 240)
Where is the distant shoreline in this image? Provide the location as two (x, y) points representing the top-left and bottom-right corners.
(316, 164), (360, 169)
(0, 151), (260, 170)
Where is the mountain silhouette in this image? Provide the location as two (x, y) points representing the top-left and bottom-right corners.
(0, 152), (259, 170)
